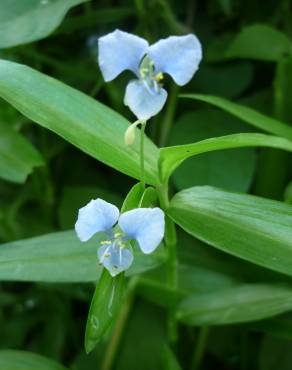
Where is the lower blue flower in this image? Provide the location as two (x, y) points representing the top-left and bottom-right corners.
(75, 198), (165, 276)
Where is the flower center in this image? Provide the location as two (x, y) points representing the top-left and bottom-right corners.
(139, 55), (164, 93)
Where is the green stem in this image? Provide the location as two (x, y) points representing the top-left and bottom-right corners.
(140, 122), (146, 189)
(159, 84), (179, 147)
(158, 184), (178, 345)
(191, 327), (209, 370)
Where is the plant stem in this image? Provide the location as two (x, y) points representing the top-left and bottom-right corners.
(158, 184), (178, 345)
(140, 121), (146, 189)
(191, 327), (209, 370)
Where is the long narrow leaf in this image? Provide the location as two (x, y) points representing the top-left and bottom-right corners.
(159, 133), (292, 183)
(182, 94), (292, 140)
(0, 231), (165, 282)
(0, 60), (159, 185)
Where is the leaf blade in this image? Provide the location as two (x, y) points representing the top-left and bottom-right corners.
(169, 186), (292, 277)
(0, 350), (68, 370)
(0, 128), (44, 183)
(177, 284), (292, 325)
(0, 230), (165, 282)
(159, 133), (292, 183)
(0, 60), (159, 185)
(0, 0), (89, 48)
(182, 94), (292, 140)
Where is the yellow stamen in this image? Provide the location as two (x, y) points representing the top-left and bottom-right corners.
(101, 240), (112, 245)
(154, 72), (164, 82)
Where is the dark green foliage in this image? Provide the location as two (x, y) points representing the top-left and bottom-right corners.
(1, 1), (292, 369)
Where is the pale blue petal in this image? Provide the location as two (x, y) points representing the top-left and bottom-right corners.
(98, 29), (149, 82)
(119, 208), (165, 254)
(124, 79), (167, 120)
(75, 199), (119, 242)
(98, 242), (134, 277)
(148, 34), (202, 86)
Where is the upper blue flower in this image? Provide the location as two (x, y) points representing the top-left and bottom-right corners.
(75, 198), (165, 277)
(98, 29), (202, 120)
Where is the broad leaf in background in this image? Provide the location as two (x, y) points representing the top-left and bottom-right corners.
(0, 231), (165, 282)
(0, 0), (88, 48)
(177, 284), (292, 325)
(0, 60), (159, 185)
(225, 24), (292, 61)
(169, 186), (292, 277)
(182, 94), (292, 140)
(0, 127), (43, 183)
(161, 133), (292, 184)
(167, 110), (256, 191)
(194, 62), (253, 99)
(0, 350), (68, 370)
(85, 270), (125, 353)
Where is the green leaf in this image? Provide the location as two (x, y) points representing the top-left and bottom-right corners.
(0, 350), (68, 370)
(139, 187), (158, 207)
(162, 346), (182, 370)
(0, 0), (88, 48)
(85, 270), (125, 353)
(160, 133), (292, 184)
(225, 24), (292, 61)
(168, 186), (292, 277)
(182, 94), (292, 140)
(194, 62), (253, 99)
(177, 284), (292, 325)
(0, 60), (159, 185)
(0, 127), (43, 183)
(121, 182), (145, 213)
(0, 230), (165, 282)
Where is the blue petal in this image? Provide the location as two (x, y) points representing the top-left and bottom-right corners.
(119, 208), (165, 254)
(98, 242), (133, 277)
(124, 79), (167, 120)
(148, 34), (202, 86)
(98, 29), (149, 82)
(75, 199), (119, 242)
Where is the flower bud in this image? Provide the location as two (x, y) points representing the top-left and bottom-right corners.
(124, 124), (137, 146)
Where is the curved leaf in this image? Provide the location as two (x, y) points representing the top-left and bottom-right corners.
(0, 231), (166, 282)
(225, 24), (292, 61)
(169, 186), (292, 277)
(177, 284), (292, 325)
(0, 0), (88, 48)
(182, 94), (292, 141)
(0, 350), (68, 370)
(0, 127), (43, 183)
(0, 60), (159, 185)
(85, 270), (125, 353)
(159, 133), (292, 183)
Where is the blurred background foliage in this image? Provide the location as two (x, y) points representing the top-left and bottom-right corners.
(1, 0), (292, 369)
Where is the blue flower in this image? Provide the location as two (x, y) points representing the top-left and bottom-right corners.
(98, 29), (202, 120)
(75, 198), (165, 277)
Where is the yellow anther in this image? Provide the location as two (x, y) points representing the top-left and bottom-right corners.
(140, 67), (149, 77)
(104, 253), (111, 258)
(101, 240), (112, 245)
(154, 72), (164, 82)
(114, 232), (122, 238)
